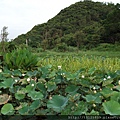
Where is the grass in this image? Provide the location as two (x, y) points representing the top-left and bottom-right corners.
(36, 50), (120, 72)
(36, 50), (120, 58)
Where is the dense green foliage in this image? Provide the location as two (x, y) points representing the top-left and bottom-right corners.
(3, 48), (38, 70)
(13, 0), (120, 50)
(0, 64), (120, 117)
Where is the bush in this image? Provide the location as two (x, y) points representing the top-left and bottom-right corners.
(92, 43), (120, 51)
(67, 46), (78, 52)
(53, 44), (78, 52)
(55, 43), (68, 52)
(36, 47), (44, 52)
(4, 48), (38, 70)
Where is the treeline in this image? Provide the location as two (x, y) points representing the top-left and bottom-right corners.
(13, 0), (120, 50)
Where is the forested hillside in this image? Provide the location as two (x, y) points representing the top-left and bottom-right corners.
(13, 0), (120, 50)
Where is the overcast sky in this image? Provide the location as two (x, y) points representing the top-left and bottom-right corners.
(0, 0), (119, 40)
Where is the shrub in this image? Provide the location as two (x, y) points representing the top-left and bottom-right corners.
(4, 48), (38, 70)
(92, 43), (120, 51)
(55, 43), (68, 52)
(67, 46), (78, 52)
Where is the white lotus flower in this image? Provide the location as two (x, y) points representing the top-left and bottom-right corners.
(93, 87), (96, 90)
(11, 75), (14, 78)
(100, 88), (102, 91)
(107, 76), (111, 79)
(31, 84), (34, 87)
(22, 74), (25, 76)
(94, 90), (97, 94)
(15, 79), (18, 82)
(93, 104), (96, 107)
(75, 103), (78, 107)
(118, 80), (120, 85)
(81, 75), (85, 78)
(62, 73), (65, 75)
(27, 78), (30, 82)
(103, 78), (106, 81)
(0, 69), (2, 72)
(58, 66), (62, 69)
(49, 96), (52, 100)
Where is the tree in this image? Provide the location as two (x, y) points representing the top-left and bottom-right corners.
(0, 26), (9, 52)
(41, 39), (48, 51)
(74, 30), (85, 49)
(103, 4), (120, 44)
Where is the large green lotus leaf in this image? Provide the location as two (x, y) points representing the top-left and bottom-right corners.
(15, 92), (25, 100)
(100, 88), (116, 98)
(40, 65), (52, 73)
(9, 86), (21, 93)
(2, 69), (12, 77)
(18, 106), (29, 115)
(29, 100), (41, 110)
(28, 91), (43, 100)
(46, 81), (57, 92)
(37, 82), (46, 94)
(2, 78), (15, 88)
(83, 93), (101, 103)
(102, 100), (120, 115)
(12, 70), (22, 77)
(25, 81), (36, 92)
(107, 72), (117, 79)
(26, 70), (38, 77)
(40, 65), (52, 78)
(110, 92), (120, 102)
(25, 85), (35, 93)
(47, 95), (68, 112)
(65, 85), (79, 94)
(54, 75), (62, 84)
(79, 79), (92, 87)
(66, 72), (78, 81)
(1, 103), (14, 115)
(48, 71), (56, 78)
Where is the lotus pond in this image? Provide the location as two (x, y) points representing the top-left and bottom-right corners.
(0, 48), (120, 119)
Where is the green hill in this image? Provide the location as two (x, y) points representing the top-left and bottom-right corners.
(13, 0), (120, 50)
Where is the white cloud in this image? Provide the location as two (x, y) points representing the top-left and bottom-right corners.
(0, 0), (119, 40)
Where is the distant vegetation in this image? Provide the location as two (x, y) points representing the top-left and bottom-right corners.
(12, 0), (120, 51)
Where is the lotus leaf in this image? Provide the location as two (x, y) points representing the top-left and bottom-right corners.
(1, 103), (14, 115)
(47, 95), (68, 112)
(103, 100), (120, 115)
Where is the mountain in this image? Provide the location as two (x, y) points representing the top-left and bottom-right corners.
(13, 0), (120, 50)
